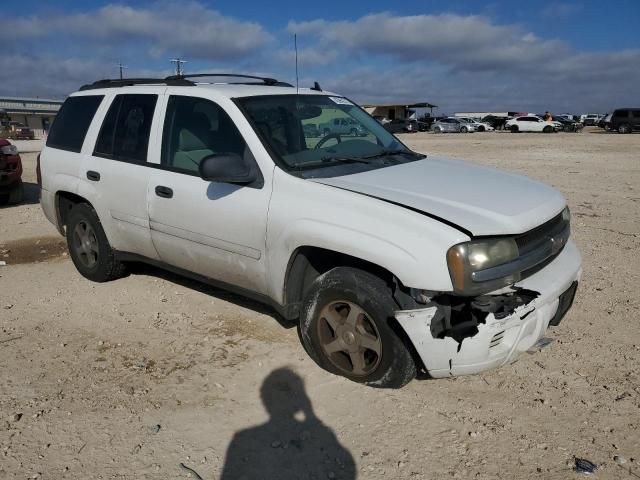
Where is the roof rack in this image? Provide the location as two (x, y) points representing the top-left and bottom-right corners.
(79, 77), (194, 91)
(79, 73), (292, 91)
(166, 73), (293, 87)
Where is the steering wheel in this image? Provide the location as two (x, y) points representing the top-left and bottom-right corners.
(314, 132), (342, 149)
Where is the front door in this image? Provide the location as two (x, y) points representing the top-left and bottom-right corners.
(147, 94), (271, 294)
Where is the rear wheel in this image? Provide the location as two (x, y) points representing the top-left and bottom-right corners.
(510, 125), (519, 133)
(299, 267), (416, 388)
(66, 203), (127, 282)
(460, 126), (468, 133)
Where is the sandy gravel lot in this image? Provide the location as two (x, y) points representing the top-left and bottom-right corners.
(1, 129), (639, 479)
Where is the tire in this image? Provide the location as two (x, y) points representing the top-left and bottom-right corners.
(7, 180), (24, 205)
(323, 128), (330, 135)
(433, 127), (442, 133)
(65, 203), (127, 282)
(543, 126), (553, 133)
(299, 267), (417, 389)
(460, 126), (468, 133)
(618, 124), (631, 134)
(350, 128), (358, 136)
(478, 126), (485, 132)
(510, 125), (519, 133)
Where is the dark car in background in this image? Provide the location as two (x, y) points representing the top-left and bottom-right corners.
(552, 115), (583, 132)
(481, 115), (511, 130)
(608, 108), (640, 133)
(0, 139), (24, 205)
(383, 118), (418, 133)
(8, 122), (35, 140)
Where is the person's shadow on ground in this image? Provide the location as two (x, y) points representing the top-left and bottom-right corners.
(220, 368), (356, 480)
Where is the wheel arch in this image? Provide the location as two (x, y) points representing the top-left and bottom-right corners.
(55, 190), (94, 232)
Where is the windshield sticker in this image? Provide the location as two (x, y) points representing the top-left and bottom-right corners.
(329, 97), (354, 106)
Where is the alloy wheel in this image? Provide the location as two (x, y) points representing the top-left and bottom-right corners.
(72, 221), (99, 268)
(317, 300), (383, 377)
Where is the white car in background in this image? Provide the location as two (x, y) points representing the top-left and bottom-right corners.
(505, 115), (558, 133)
(457, 117), (495, 132)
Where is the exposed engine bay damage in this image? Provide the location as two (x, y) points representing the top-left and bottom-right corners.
(395, 288), (541, 376)
(429, 288), (540, 350)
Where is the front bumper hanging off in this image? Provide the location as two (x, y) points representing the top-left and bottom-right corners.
(396, 240), (582, 378)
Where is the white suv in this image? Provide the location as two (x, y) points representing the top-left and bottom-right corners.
(505, 115), (559, 133)
(39, 74), (582, 388)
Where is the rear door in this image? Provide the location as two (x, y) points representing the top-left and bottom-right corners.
(81, 90), (162, 259)
(146, 94), (272, 294)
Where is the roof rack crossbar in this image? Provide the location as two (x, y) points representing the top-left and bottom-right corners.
(79, 77), (194, 91)
(165, 73), (292, 87)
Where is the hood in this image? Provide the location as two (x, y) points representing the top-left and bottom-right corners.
(311, 157), (566, 237)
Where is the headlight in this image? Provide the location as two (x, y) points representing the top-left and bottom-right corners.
(447, 207), (571, 296)
(447, 238), (519, 295)
(1, 145), (18, 155)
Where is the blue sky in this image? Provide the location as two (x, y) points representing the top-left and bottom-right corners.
(1, 1), (639, 113)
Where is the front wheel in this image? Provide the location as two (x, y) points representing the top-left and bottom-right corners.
(510, 125), (519, 133)
(543, 125), (553, 133)
(433, 126), (442, 133)
(460, 126), (468, 133)
(66, 203), (127, 282)
(618, 124), (632, 134)
(299, 267), (417, 388)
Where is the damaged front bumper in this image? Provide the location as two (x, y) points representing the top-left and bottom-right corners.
(396, 240), (582, 378)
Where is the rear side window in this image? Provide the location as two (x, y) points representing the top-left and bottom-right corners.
(94, 94), (157, 163)
(46, 95), (103, 152)
(614, 110), (629, 118)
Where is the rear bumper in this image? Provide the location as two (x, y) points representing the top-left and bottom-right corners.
(396, 240), (582, 378)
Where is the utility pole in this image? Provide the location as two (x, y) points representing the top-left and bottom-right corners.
(117, 61), (127, 80)
(170, 58), (187, 76)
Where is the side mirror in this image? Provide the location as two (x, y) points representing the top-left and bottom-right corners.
(198, 153), (257, 185)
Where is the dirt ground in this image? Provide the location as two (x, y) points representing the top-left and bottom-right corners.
(1, 129), (639, 479)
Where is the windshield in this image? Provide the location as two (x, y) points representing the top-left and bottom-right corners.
(236, 94), (424, 177)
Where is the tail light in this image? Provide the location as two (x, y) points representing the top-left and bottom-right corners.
(36, 153), (42, 188)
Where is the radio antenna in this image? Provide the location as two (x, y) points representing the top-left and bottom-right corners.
(294, 34), (299, 94)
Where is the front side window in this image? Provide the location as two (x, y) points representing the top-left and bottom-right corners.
(94, 94), (157, 163)
(161, 95), (248, 174)
(47, 95), (104, 152)
(614, 110), (629, 118)
(237, 95), (423, 178)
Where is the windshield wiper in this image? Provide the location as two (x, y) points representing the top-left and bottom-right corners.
(359, 149), (426, 160)
(294, 156), (378, 170)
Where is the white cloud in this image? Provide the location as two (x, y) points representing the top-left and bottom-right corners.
(0, 2), (273, 61)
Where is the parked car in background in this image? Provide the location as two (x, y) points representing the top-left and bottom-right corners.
(457, 117), (494, 132)
(0, 139), (23, 204)
(7, 122), (35, 140)
(608, 108), (640, 133)
(432, 117), (476, 133)
(580, 114), (601, 126)
(319, 117), (367, 137)
(598, 113), (612, 129)
(505, 116), (558, 133)
(552, 116), (583, 133)
(383, 118), (418, 134)
(481, 115), (510, 130)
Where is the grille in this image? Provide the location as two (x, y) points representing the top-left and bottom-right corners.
(515, 212), (567, 255)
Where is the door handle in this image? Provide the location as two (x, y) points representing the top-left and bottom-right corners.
(86, 170), (100, 181)
(155, 185), (173, 199)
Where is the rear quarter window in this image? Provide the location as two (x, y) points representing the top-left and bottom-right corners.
(46, 95), (104, 152)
